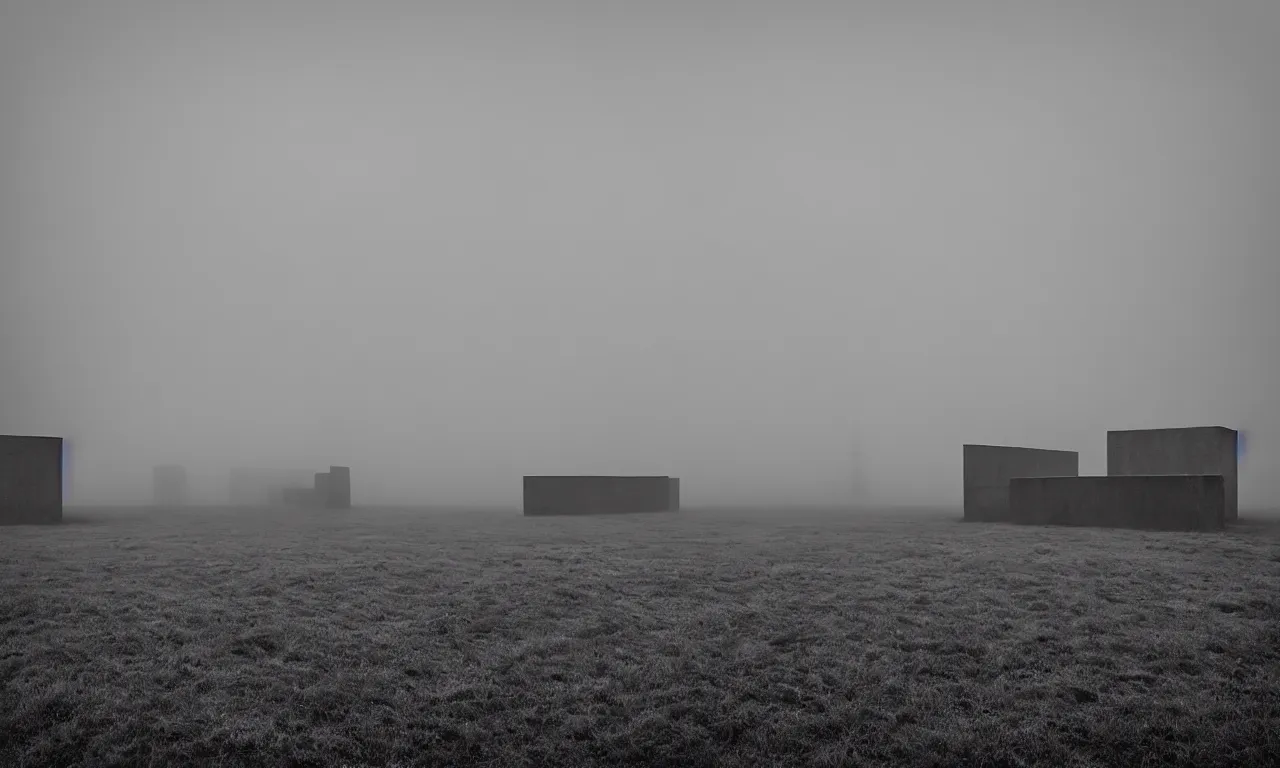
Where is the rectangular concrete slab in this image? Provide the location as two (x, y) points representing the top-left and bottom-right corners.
(153, 464), (188, 507)
(1107, 426), (1238, 521)
(963, 444), (1079, 522)
(524, 475), (674, 516)
(668, 477), (681, 511)
(326, 466), (351, 509)
(1009, 474), (1225, 531)
(0, 435), (63, 525)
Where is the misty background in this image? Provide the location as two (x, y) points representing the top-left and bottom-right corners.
(1, 1), (1277, 508)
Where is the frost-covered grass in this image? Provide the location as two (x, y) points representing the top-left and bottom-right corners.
(3, 505), (1279, 767)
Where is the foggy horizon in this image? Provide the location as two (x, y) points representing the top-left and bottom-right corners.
(2, 1), (1277, 508)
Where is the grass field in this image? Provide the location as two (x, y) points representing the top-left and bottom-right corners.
(3, 505), (1279, 767)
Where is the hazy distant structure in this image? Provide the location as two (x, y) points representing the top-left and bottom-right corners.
(314, 472), (331, 506)
(326, 466), (351, 509)
(0, 435), (63, 525)
(1010, 474), (1225, 531)
(152, 464), (188, 507)
(962, 445), (1079, 522)
(228, 468), (314, 506)
(232, 467), (346, 508)
(523, 475), (678, 516)
(277, 468), (345, 509)
(668, 477), (681, 511)
(281, 487), (316, 507)
(1107, 426), (1239, 521)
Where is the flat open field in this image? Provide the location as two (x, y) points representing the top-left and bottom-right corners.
(3, 505), (1279, 767)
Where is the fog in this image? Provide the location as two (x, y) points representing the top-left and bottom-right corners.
(2, 1), (1277, 508)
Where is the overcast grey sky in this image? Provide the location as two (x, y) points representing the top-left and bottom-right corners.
(2, 1), (1277, 506)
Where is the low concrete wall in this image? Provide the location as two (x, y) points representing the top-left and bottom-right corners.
(1009, 474), (1225, 531)
(524, 475), (674, 516)
(326, 466), (351, 509)
(1108, 426), (1238, 521)
(0, 435), (63, 525)
(153, 465), (188, 507)
(668, 477), (681, 511)
(963, 444), (1079, 522)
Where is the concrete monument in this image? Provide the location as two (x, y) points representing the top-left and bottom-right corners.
(0, 435), (63, 525)
(1107, 426), (1238, 521)
(524, 475), (675, 516)
(1009, 474), (1225, 531)
(962, 444), (1079, 522)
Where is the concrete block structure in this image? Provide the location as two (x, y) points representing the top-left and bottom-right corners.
(152, 464), (188, 507)
(668, 477), (681, 511)
(281, 487), (317, 507)
(524, 475), (676, 516)
(0, 435), (63, 525)
(229, 468), (315, 506)
(1107, 426), (1238, 521)
(962, 444), (1079, 522)
(1009, 474), (1225, 531)
(326, 466), (351, 509)
(314, 472), (331, 507)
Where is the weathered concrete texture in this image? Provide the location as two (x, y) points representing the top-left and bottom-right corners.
(0, 435), (63, 525)
(153, 465), (188, 507)
(229, 468), (315, 506)
(1009, 474), (1225, 531)
(668, 477), (681, 511)
(1107, 426), (1238, 521)
(963, 444), (1079, 522)
(326, 466), (351, 509)
(314, 472), (331, 507)
(524, 475), (675, 516)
